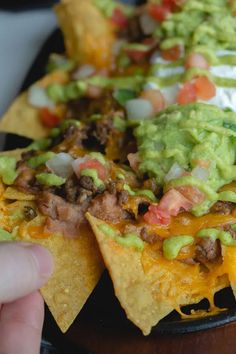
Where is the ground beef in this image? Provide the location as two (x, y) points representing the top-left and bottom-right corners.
(222, 224), (236, 239)
(63, 125), (79, 139)
(107, 182), (117, 195)
(14, 165), (36, 193)
(38, 192), (90, 237)
(119, 15), (145, 42)
(65, 174), (94, 204)
(67, 92), (120, 121)
(24, 206), (37, 221)
(65, 174), (79, 203)
(195, 237), (221, 264)
(93, 117), (113, 145)
(16, 150), (36, 169)
(179, 258), (196, 265)
(140, 227), (160, 244)
(143, 178), (161, 197)
(77, 189), (93, 204)
(79, 176), (94, 192)
(88, 191), (128, 223)
(118, 190), (129, 206)
(210, 201), (234, 215)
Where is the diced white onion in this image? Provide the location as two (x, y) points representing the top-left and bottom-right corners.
(72, 156), (89, 177)
(165, 163), (184, 182)
(46, 153), (74, 178)
(28, 85), (55, 109)
(192, 166), (209, 181)
(125, 99), (153, 120)
(139, 13), (157, 35)
(72, 64), (96, 80)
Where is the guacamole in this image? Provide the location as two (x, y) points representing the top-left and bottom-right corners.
(135, 103), (236, 215)
(155, 0), (236, 52)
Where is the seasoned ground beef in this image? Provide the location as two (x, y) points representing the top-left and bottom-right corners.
(65, 174), (79, 203)
(79, 175), (95, 191)
(119, 15), (145, 42)
(88, 191), (128, 223)
(24, 206), (37, 221)
(210, 201), (234, 215)
(140, 227), (160, 244)
(195, 237), (221, 264)
(14, 165), (36, 193)
(118, 190), (129, 206)
(93, 117), (113, 145)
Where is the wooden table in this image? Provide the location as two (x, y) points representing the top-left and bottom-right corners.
(44, 315), (236, 354)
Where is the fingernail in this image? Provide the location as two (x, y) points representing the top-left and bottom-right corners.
(28, 245), (54, 278)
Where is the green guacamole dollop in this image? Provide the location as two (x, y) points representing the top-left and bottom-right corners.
(155, 0), (236, 52)
(135, 103), (236, 215)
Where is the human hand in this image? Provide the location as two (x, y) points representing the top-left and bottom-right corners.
(0, 242), (54, 354)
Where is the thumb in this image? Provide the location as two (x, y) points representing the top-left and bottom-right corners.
(0, 242), (54, 303)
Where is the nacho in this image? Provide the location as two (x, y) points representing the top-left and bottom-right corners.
(54, 0), (115, 69)
(0, 122), (144, 332)
(0, 70), (68, 139)
(1, 0), (236, 336)
(86, 212), (233, 335)
(86, 213), (174, 335)
(0, 189), (104, 332)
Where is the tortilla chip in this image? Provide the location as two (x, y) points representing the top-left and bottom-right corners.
(3, 187), (35, 201)
(86, 213), (173, 335)
(1, 198), (104, 332)
(54, 0), (115, 68)
(0, 70), (68, 139)
(36, 229), (104, 332)
(0, 148), (26, 160)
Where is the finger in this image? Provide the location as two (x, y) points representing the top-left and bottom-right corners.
(0, 242), (53, 303)
(0, 291), (44, 354)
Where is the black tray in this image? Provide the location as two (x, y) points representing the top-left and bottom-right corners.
(3, 5), (236, 353)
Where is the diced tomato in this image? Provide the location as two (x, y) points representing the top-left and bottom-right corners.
(111, 7), (128, 29)
(144, 188), (193, 225)
(177, 81), (197, 104)
(185, 53), (209, 70)
(148, 4), (170, 22)
(161, 45), (182, 61)
(175, 186), (205, 205)
(194, 76), (216, 100)
(79, 159), (107, 180)
(158, 189), (193, 216)
(163, 0), (178, 11)
(140, 89), (166, 113)
(144, 205), (170, 225)
(39, 108), (61, 128)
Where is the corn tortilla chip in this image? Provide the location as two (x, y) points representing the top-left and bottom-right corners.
(0, 70), (68, 139)
(0, 148), (26, 160)
(87, 213), (230, 334)
(54, 0), (115, 68)
(3, 187), (35, 201)
(35, 229), (104, 332)
(86, 213), (173, 335)
(0, 197), (104, 332)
